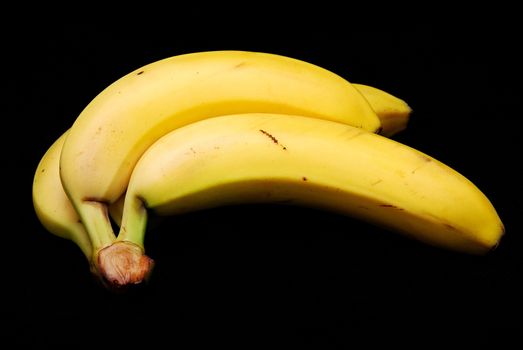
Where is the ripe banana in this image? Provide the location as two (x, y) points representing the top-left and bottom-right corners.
(32, 131), (93, 262)
(353, 84), (411, 137)
(34, 80), (408, 280)
(107, 113), (503, 287)
(107, 83), (411, 226)
(59, 50), (382, 273)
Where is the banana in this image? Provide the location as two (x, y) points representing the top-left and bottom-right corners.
(108, 113), (503, 287)
(106, 83), (410, 226)
(59, 50), (382, 275)
(32, 83), (409, 281)
(353, 84), (411, 137)
(32, 131), (93, 263)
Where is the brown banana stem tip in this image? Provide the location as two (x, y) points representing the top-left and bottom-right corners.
(97, 241), (154, 291)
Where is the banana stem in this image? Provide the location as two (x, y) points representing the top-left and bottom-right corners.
(74, 200), (131, 285)
(94, 196), (153, 289)
(117, 195), (149, 247)
(77, 201), (116, 250)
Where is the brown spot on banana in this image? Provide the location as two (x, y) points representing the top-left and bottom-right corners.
(259, 129), (287, 150)
(420, 155), (432, 162)
(379, 204), (404, 210)
(411, 156), (432, 174)
(443, 223), (457, 231)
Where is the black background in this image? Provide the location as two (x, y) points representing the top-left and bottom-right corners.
(6, 23), (522, 346)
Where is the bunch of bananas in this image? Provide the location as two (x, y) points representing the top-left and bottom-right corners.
(32, 50), (504, 290)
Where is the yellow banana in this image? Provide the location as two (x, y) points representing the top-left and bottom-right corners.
(59, 50), (382, 274)
(32, 131), (93, 262)
(353, 83), (411, 137)
(35, 79), (406, 281)
(107, 113), (503, 287)
(106, 83), (409, 226)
